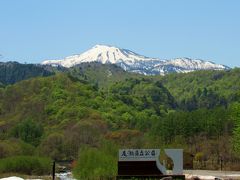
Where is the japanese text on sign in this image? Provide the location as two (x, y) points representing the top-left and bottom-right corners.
(119, 149), (160, 161)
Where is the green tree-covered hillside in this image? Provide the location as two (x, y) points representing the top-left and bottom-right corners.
(0, 62), (55, 85)
(0, 67), (240, 178)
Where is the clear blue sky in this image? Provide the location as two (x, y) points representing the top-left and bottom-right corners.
(0, 0), (239, 67)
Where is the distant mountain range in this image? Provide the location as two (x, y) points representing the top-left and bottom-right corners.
(42, 44), (230, 75)
(0, 45), (231, 85)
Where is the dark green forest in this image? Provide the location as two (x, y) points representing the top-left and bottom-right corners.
(0, 62), (55, 85)
(1, 62), (240, 179)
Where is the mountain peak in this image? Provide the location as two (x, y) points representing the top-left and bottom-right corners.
(42, 44), (157, 68)
(93, 44), (114, 48)
(42, 45), (230, 75)
(90, 44), (124, 56)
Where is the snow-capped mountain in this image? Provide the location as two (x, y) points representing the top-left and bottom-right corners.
(42, 45), (229, 75)
(42, 45), (160, 68)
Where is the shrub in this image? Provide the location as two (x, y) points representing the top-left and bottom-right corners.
(0, 139), (35, 158)
(0, 156), (52, 175)
(73, 141), (118, 179)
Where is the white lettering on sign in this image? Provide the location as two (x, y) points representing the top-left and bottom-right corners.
(119, 149), (160, 161)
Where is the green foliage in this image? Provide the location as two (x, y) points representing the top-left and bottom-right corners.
(231, 103), (240, 154)
(12, 119), (43, 146)
(99, 78), (176, 130)
(0, 139), (35, 158)
(0, 62), (54, 85)
(233, 126), (240, 154)
(63, 118), (107, 158)
(39, 132), (65, 160)
(151, 107), (231, 144)
(73, 141), (118, 180)
(194, 152), (204, 161)
(68, 62), (140, 89)
(158, 69), (240, 110)
(0, 67), (240, 176)
(0, 156), (51, 175)
(109, 78), (176, 111)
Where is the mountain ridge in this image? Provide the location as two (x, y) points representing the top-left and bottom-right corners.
(0, 61), (55, 85)
(42, 44), (230, 75)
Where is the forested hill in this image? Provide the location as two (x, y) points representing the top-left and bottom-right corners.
(1, 64), (240, 177)
(158, 68), (240, 111)
(0, 61), (67, 85)
(0, 62), (55, 85)
(68, 64), (240, 112)
(0, 61), (138, 88)
(0, 73), (176, 132)
(68, 62), (141, 89)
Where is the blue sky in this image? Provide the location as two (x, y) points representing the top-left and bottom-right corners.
(0, 0), (239, 67)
